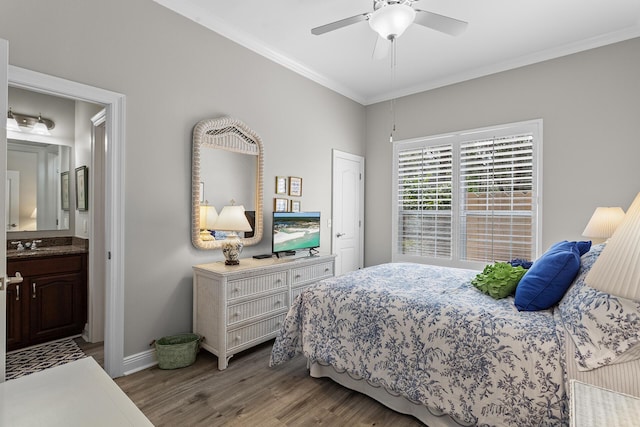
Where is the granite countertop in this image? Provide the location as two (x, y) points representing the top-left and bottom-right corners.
(7, 245), (88, 260)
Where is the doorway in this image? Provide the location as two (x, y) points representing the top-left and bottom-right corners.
(331, 150), (365, 276)
(7, 66), (126, 378)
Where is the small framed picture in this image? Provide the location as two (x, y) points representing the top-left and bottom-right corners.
(274, 198), (289, 212)
(75, 165), (89, 211)
(61, 171), (70, 211)
(289, 176), (302, 197)
(290, 200), (301, 213)
(275, 176), (288, 194)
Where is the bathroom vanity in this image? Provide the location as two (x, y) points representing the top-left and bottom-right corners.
(6, 240), (88, 351)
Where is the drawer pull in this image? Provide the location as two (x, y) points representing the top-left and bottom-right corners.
(295, 274), (301, 279)
(32, 283), (37, 299)
(275, 300), (281, 306)
(16, 284), (20, 301)
(234, 312), (240, 317)
(275, 278), (282, 283)
(324, 268), (330, 272)
(233, 288), (239, 293)
(235, 335), (241, 341)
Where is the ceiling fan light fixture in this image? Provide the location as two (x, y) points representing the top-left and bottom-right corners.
(369, 3), (416, 40)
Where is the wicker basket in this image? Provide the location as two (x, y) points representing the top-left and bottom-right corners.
(155, 333), (201, 369)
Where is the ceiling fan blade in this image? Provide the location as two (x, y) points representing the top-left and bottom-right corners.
(311, 13), (369, 35)
(414, 10), (468, 36)
(372, 36), (389, 60)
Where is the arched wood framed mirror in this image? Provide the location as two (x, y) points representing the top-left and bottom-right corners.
(192, 117), (264, 249)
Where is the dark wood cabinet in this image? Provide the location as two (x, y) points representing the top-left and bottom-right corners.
(6, 281), (25, 349)
(6, 253), (87, 351)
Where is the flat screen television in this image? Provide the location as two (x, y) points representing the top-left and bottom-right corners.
(272, 211), (320, 255)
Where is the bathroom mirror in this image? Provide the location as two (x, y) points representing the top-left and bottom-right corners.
(7, 139), (71, 232)
(192, 117), (264, 249)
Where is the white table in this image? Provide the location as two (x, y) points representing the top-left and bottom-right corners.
(571, 379), (640, 427)
(0, 357), (152, 426)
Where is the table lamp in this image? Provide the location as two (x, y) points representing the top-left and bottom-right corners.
(213, 203), (253, 265)
(586, 193), (640, 300)
(199, 201), (218, 241)
(582, 206), (625, 243)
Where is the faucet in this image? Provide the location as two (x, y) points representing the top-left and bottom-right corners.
(11, 241), (24, 251)
(22, 240), (42, 250)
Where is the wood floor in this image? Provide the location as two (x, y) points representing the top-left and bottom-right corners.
(74, 337), (104, 366)
(114, 340), (424, 426)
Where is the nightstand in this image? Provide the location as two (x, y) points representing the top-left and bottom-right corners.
(570, 379), (640, 426)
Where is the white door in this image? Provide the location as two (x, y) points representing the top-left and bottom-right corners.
(1, 38), (9, 382)
(331, 150), (364, 276)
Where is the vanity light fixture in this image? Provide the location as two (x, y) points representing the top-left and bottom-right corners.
(31, 114), (51, 135)
(6, 109), (55, 135)
(213, 201), (253, 265)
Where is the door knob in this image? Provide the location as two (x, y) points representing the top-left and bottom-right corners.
(7, 272), (23, 284)
(1, 272), (23, 291)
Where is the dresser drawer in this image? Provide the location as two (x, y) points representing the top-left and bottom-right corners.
(227, 271), (287, 299)
(227, 291), (288, 326)
(227, 313), (286, 351)
(291, 261), (334, 286)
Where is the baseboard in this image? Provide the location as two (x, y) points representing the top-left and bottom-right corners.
(122, 348), (157, 376)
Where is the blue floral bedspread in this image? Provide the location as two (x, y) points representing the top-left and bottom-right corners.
(270, 262), (568, 426)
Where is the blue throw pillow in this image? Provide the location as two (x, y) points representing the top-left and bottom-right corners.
(514, 241), (590, 311)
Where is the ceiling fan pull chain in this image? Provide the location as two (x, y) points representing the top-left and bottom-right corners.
(389, 38), (397, 143)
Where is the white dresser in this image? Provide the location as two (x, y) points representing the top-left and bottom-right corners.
(193, 254), (336, 370)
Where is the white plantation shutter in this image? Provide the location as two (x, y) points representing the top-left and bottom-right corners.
(393, 121), (540, 268)
(396, 144), (453, 258)
(459, 135), (534, 262)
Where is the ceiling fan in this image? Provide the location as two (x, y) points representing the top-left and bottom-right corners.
(311, 0), (468, 59)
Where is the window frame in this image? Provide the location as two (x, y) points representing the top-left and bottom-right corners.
(392, 119), (543, 270)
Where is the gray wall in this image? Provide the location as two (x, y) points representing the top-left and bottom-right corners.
(0, 0), (366, 357)
(2, 0), (638, 360)
(364, 37), (640, 267)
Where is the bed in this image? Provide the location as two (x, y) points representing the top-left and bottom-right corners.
(270, 243), (640, 426)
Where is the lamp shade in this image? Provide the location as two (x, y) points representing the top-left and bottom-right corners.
(585, 192), (640, 300)
(7, 109), (21, 132)
(582, 207), (625, 239)
(369, 3), (416, 39)
(32, 115), (50, 135)
(213, 205), (252, 232)
(199, 204), (218, 230)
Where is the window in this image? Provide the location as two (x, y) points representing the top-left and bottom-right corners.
(392, 120), (541, 269)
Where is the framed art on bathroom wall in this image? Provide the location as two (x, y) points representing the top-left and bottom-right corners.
(75, 165), (89, 211)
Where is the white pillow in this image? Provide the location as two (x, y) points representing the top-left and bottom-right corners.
(559, 244), (640, 371)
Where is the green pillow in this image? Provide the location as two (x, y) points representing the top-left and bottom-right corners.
(472, 262), (526, 299)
